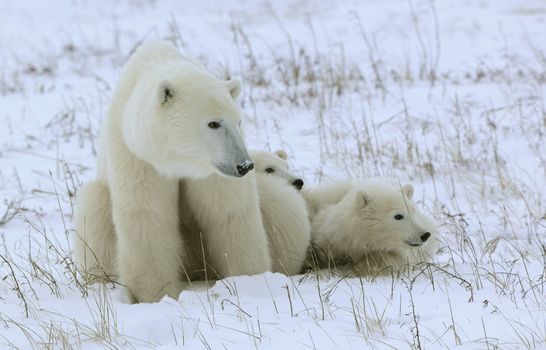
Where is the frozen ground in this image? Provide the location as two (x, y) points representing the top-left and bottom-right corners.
(0, 0), (545, 349)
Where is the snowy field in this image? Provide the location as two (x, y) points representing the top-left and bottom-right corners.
(1, 0), (545, 348)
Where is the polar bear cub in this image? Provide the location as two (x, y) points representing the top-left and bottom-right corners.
(308, 179), (438, 274)
(73, 41), (255, 303)
(251, 150), (310, 275)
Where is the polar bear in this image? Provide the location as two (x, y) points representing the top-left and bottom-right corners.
(251, 150), (310, 275)
(73, 41), (259, 303)
(307, 179), (438, 274)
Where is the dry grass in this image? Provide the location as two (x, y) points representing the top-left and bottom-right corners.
(0, 0), (545, 348)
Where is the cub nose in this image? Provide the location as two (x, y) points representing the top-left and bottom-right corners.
(292, 179), (304, 190)
(420, 232), (431, 242)
(236, 162), (254, 176)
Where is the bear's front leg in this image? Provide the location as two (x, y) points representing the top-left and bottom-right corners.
(184, 174), (272, 278)
(73, 180), (117, 281)
(206, 202), (272, 278)
(112, 174), (186, 303)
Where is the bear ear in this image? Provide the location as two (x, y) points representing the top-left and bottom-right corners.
(158, 80), (176, 105)
(274, 149), (288, 160)
(226, 79), (241, 100)
(356, 190), (371, 208)
(402, 184), (414, 199)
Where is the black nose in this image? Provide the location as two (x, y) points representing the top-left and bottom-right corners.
(292, 179), (304, 190)
(237, 162), (254, 176)
(420, 232), (431, 242)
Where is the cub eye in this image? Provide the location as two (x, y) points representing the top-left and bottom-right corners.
(208, 121), (221, 129)
(265, 168), (275, 173)
(394, 214), (404, 220)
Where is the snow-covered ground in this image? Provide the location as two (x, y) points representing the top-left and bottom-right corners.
(1, 0), (545, 348)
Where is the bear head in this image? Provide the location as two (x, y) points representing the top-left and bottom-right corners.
(122, 62), (252, 179)
(338, 180), (437, 259)
(250, 150), (304, 190)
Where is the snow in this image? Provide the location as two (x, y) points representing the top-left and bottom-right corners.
(1, 0), (545, 349)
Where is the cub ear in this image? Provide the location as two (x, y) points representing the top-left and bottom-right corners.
(226, 79), (241, 100)
(274, 149), (288, 160)
(356, 190), (371, 208)
(402, 184), (414, 199)
(158, 80), (175, 105)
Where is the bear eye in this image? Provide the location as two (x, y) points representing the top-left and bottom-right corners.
(394, 214), (404, 220)
(265, 168), (275, 173)
(208, 121), (221, 129)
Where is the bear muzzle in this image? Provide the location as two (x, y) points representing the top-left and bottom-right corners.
(237, 160), (254, 176)
(405, 232), (431, 247)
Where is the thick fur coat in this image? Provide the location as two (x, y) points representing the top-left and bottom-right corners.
(73, 41), (247, 302)
(306, 179), (438, 274)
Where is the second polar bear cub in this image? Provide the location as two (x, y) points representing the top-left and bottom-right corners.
(251, 150), (310, 275)
(309, 178), (438, 274)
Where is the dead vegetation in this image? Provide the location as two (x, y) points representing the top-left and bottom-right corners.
(0, 0), (545, 348)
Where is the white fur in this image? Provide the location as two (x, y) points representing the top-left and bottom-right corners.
(182, 172), (272, 278)
(302, 180), (353, 220)
(73, 181), (116, 280)
(73, 41), (245, 302)
(251, 150), (310, 275)
(251, 150), (303, 187)
(309, 178), (438, 274)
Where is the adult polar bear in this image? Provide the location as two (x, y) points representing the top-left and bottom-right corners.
(73, 41), (269, 303)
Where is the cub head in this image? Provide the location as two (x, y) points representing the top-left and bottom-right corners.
(250, 150), (304, 190)
(346, 181), (437, 255)
(122, 62), (253, 179)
